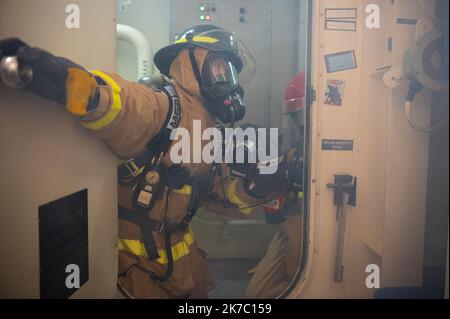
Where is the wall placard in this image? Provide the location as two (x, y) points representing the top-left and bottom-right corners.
(324, 50), (357, 73)
(325, 8), (357, 19)
(325, 19), (356, 31)
(322, 139), (354, 151)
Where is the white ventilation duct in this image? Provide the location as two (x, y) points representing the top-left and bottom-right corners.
(117, 24), (153, 80)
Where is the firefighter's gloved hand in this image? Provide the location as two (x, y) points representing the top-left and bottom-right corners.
(265, 210), (287, 224)
(243, 162), (288, 199)
(0, 37), (99, 116)
(0, 38), (29, 57)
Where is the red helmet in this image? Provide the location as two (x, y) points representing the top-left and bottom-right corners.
(284, 70), (305, 113)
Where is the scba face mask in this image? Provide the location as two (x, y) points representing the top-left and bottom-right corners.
(189, 49), (246, 125)
(203, 54), (239, 97)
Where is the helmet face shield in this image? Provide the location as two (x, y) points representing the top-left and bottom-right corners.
(233, 40), (256, 85)
(192, 29), (256, 85)
(203, 56), (239, 97)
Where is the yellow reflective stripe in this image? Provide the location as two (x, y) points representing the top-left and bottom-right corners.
(173, 184), (192, 195)
(158, 231), (193, 264)
(118, 229), (195, 264)
(118, 238), (147, 258)
(174, 36), (219, 44)
(227, 180), (253, 215)
(81, 70), (122, 130)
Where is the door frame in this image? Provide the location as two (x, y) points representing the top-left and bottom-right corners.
(278, 0), (316, 299)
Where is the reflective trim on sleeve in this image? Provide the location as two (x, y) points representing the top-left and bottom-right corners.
(227, 179), (253, 215)
(118, 229), (195, 264)
(81, 70), (122, 130)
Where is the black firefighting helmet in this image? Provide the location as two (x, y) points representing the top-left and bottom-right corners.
(154, 24), (255, 84)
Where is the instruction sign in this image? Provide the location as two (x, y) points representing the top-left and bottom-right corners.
(322, 139), (354, 151)
(325, 8), (357, 19)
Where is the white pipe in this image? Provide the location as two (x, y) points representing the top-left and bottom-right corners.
(116, 24), (154, 80)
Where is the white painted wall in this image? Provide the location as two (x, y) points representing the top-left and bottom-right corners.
(0, 0), (118, 298)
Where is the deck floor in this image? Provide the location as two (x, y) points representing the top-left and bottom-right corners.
(208, 258), (260, 299)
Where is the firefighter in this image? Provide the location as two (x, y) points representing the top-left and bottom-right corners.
(0, 25), (288, 298)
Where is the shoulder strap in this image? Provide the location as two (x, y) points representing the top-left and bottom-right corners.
(146, 84), (181, 159)
(118, 84), (181, 183)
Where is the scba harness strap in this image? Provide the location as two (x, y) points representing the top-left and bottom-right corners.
(118, 84), (181, 184)
(116, 83), (212, 271)
(118, 171), (214, 263)
(117, 83), (183, 264)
